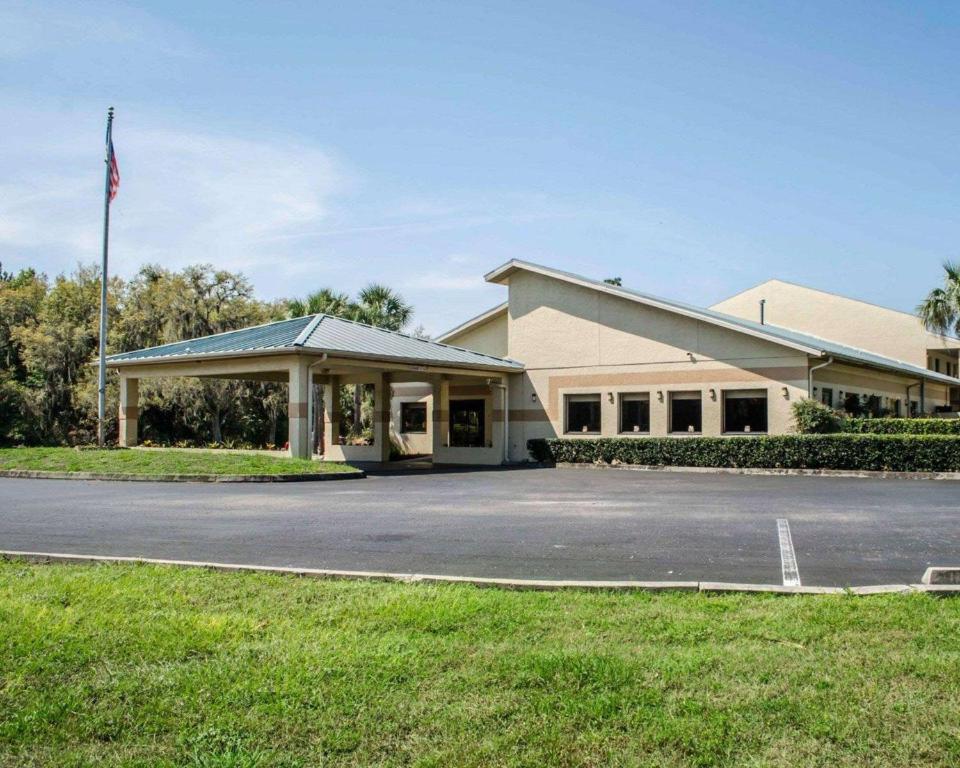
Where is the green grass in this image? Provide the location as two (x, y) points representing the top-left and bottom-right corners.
(1, 563), (958, 767)
(0, 448), (356, 476)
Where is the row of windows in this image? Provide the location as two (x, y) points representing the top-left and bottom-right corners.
(929, 358), (958, 377)
(820, 388), (919, 417)
(564, 390), (768, 435)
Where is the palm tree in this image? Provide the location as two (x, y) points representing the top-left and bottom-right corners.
(288, 284), (413, 442)
(352, 284), (413, 331)
(918, 261), (960, 336)
(287, 288), (352, 319)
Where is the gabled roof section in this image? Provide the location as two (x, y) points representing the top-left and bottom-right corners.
(435, 302), (508, 343)
(299, 314), (522, 369)
(107, 313), (523, 371)
(485, 259), (959, 386)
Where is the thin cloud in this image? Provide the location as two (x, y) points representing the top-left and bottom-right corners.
(0, 105), (344, 282)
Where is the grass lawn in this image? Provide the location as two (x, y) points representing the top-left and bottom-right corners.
(1, 563), (958, 767)
(0, 447), (356, 476)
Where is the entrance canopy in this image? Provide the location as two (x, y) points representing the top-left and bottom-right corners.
(106, 314), (523, 464)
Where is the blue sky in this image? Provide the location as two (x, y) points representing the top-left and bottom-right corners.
(1, 1), (958, 334)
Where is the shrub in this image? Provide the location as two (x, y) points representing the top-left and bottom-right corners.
(527, 434), (960, 473)
(791, 398), (842, 433)
(840, 417), (960, 435)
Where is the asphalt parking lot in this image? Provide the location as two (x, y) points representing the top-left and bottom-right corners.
(1, 467), (958, 586)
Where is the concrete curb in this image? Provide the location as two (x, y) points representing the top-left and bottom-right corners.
(922, 567), (960, 585)
(0, 469), (366, 483)
(3, 550), (959, 596)
(555, 462), (960, 481)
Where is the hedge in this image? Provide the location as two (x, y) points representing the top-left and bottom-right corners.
(840, 418), (960, 435)
(527, 434), (960, 473)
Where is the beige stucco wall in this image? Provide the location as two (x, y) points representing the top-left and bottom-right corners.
(502, 270), (812, 459)
(711, 279), (960, 368)
(440, 309), (508, 358)
(389, 383), (432, 455)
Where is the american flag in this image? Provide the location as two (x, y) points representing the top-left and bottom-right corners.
(108, 139), (120, 201)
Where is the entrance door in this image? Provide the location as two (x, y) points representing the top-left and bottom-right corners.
(450, 399), (485, 447)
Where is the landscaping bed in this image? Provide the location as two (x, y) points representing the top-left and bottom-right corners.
(0, 447), (358, 479)
(1, 561), (959, 766)
(528, 434), (960, 473)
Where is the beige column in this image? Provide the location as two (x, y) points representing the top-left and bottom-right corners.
(322, 375), (341, 456)
(288, 358), (311, 459)
(118, 376), (139, 447)
(373, 372), (392, 463)
(431, 376), (450, 457)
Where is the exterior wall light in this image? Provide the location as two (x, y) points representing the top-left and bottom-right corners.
(657, 390), (664, 402)
(782, 387), (790, 399)
(608, 392), (614, 403)
(709, 388), (717, 400)
(531, 393), (538, 402)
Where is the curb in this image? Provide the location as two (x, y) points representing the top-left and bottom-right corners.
(555, 463), (960, 481)
(3, 550), (958, 596)
(0, 469), (366, 483)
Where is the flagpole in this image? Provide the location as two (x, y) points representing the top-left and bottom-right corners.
(97, 107), (114, 447)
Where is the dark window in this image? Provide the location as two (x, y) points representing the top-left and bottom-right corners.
(723, 390), (768, 433)
(400, 402), (427, 433)
(843, 392), (864, 416)
(450, 399), (485, 447)
(893, 398), (902, 417)
(820, 388), (833, 407)
(670, 392), (702, 433)
(935, 358), (941, 373)
(910, 400), (919, 416)
(619, 394), (650, 433)
(565, 394), (601, 434)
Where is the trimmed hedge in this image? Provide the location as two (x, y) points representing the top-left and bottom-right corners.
(527, 434), (960, 473)
(840, 418), (960, 435)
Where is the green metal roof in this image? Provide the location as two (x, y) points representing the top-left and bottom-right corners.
(485, 259), (960, 386)
(106, 314), (523, 371)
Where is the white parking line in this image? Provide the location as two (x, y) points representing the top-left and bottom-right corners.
(777, 518), (801, 587)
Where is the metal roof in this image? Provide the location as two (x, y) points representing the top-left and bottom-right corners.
(107, 314), (523, 371)
(435, 301), (508, 343)
(485, 259), (959, 386)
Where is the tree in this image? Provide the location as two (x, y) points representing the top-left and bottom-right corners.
(287, 283), (413, 441)
(918, 261), (960, 336)
(287, 288), (352, 318)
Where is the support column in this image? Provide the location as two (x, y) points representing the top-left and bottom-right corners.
(431, 376), (449, 459)
(373, 372), (392, 463)
(322, 375), (341, 456)
(288, 358), (311, 459)
(118, 376), (138, 447)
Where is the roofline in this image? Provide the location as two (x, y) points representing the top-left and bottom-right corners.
(104, 346), (521, 373)
(484, 260), (825, 356)
(711, 277), (960, 347)
(435, 302), (508, 343)
(103, 314), (312, 362)
(484, 259), (959, 386)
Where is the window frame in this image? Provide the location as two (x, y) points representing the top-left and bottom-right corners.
(669, 391), (703, 435)
(721, 389), (768, 434)
(399, 401), (428, 434)
(618, 392), (651, 435)
(564, 393), (602, 435)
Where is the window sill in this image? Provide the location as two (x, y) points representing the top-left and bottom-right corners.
(564, 432), (602, 437)
(617, 432), (651, 436)
(722, 431), (768, 436)
(669, 432), (703, 436)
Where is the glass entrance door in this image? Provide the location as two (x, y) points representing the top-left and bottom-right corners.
(449, 399), (485, 448)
